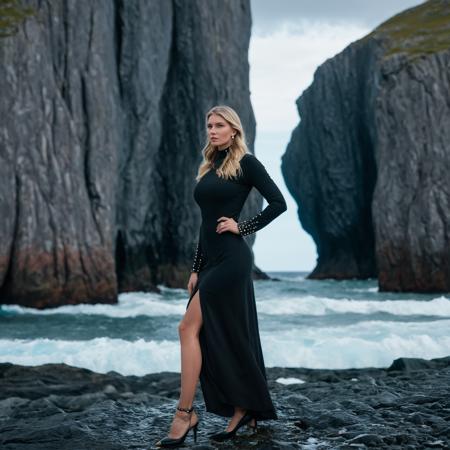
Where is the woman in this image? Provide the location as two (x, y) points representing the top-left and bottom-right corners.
(155, 105), (287, 447)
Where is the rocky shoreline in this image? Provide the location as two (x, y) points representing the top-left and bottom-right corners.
(1, 356), (449, 449)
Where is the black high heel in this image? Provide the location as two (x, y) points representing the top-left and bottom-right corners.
(248, 418), (258, 431)
(155, 405), (199, 448)
(209, 411), (254, 442)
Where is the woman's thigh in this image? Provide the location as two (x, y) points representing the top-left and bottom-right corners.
(180, 289), (203, 335)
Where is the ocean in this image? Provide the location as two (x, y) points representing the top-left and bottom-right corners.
(1, 271), (449, 376)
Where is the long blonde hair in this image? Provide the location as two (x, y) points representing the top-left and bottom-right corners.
(195, 105), (250, 181)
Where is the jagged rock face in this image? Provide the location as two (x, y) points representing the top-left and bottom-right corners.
(283, 0), (450, 292)
(0, 0), (256, 308)
(372, 49), (450, 292)
(282, 39), (381, 281)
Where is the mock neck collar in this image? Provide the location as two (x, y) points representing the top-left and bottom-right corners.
(216, 147), (230, 157)
(212, 147), (230, 169)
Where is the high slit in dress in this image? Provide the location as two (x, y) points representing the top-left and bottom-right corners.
(186, 148), (287, 421)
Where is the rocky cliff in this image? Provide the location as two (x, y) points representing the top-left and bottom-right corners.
(0, 0), (258, 308)
(282, 0), (450, 292)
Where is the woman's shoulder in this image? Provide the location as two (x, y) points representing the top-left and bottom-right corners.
(238, 153), (266, 183)
(239, 152), (264, 172)
(239, 152), (259, 166)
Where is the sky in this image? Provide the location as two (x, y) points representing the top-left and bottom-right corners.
(249, 0), (424, 272)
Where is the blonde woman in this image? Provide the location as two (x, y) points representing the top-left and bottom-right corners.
(156, 105), (287, 447)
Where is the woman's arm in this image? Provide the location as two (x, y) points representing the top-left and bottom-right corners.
(237, 154), (287, 236)
(191, 231), (206, 273)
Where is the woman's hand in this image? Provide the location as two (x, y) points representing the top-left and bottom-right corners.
(216, 216), (239, 235)
(187, 272), (198, 296)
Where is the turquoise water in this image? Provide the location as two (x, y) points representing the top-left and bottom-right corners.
(1, 272), (449, 375)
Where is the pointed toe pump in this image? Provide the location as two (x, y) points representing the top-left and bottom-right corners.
(209, 412), (255, 442)
(155, 405), (199, 448)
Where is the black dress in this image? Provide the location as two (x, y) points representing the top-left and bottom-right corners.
(186, 147), (287, 421)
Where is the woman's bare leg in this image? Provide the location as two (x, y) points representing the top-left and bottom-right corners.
(166, 290), (203, 438)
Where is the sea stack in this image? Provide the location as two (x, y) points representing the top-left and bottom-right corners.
(282, 0), (450, 292)
(0, 0), (256, 308)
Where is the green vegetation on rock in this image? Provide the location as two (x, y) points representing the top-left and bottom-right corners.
(366, 0), (450, 59)
(0, 0), (34, 38)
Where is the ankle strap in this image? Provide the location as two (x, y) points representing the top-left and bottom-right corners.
(177, 405), (194, 413)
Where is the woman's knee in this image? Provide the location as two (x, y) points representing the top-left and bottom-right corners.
(179, 292), (202, 338)
(178, 320), (200, 338)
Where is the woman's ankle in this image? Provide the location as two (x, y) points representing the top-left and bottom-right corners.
(177, 402), (194, 412)
(175, 409), (191, 421)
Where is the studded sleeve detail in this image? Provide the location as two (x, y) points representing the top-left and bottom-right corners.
(237, 154), (287, 237)
(191, 236), (206, 273)
(237, 212), (263, 236)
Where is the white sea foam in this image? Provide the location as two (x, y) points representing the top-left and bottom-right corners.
(2, 292), (449, 318)
(0, 337), (180, 376)
(1, 292), (187, 317)
(350, 287), (379, 293)
(1, 319), (449, 375)
(262, 318), (450, 369)
(257, 295), (450, 317)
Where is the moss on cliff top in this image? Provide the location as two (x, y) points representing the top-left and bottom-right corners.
(366, 0), (450, 58)
(0, 0), (34, 38)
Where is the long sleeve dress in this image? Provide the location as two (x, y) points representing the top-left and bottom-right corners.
(187, 147), (287, 421)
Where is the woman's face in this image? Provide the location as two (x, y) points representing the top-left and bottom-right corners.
(207, 113), (235, 148)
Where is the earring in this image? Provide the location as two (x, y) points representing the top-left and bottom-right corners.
(231, 135), (235, 140)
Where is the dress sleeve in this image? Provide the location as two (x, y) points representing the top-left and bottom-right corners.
(237, 154), (287, 237)
(191, 232), (206, 273)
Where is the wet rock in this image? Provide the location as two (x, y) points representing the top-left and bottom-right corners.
(0, 354), (449, 449)
(369, 391), (401, 408)
(348, 433), (384, 447)
(387, 356), (450, 373)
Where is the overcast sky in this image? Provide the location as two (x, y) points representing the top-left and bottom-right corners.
(251, 0), (425, 33)
(248, 0), (424, 272)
